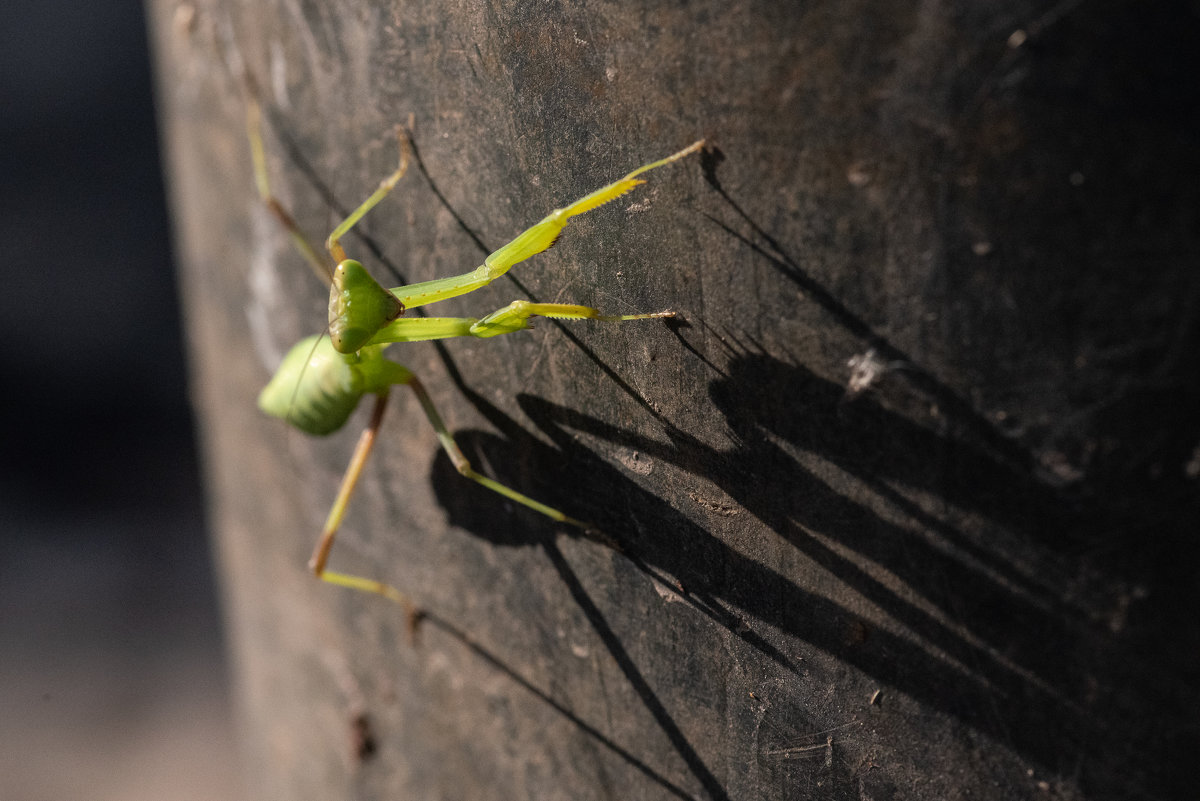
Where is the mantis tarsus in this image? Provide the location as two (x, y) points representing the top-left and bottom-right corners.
(249, 98), (704, 608)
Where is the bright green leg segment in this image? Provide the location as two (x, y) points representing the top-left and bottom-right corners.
(325, 125), (412, 263)
(366, 301), (674, 345)
(468, 301), (675, 337)
(320, 570), (409, 603)
(389, 139), (706, 311)
(370, 316), (481, 344)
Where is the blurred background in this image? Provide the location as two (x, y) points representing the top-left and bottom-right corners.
(0, 1), (243, 798)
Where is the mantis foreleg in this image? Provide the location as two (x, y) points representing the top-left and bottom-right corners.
(367, 301), (675, 345)
(388, 140), (706, 311)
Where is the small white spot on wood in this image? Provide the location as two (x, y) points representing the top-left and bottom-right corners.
(688, 492), (740, 516)
(173, 4), (196, 38)
(625, 196), (654, 214)
(617, 450), (654, 475)
(845, 349), (889, 398)
(1185, 442), (1200, 479)
(847, 162), (871, 187)
(269, 41), (290, 109)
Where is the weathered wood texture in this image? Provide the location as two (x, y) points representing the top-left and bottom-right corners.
(149, 1), (1196, 799)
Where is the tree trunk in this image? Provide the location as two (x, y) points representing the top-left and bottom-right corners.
(148, 1), (1197, 799)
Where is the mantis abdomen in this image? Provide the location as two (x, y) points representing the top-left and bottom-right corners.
(259, 336), (371, 436)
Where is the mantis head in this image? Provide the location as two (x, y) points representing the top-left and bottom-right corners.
(328, 260), (404, 353)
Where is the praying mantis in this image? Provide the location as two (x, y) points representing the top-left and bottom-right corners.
(248, 97), (704, 607)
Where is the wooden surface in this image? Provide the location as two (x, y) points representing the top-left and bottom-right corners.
(148, 1), (1197, 799)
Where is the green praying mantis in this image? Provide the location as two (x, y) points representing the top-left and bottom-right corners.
(248, 98), (704, 607)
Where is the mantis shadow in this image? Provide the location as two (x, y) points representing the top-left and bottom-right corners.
(422, 153), (1192, 796)
(439, 344), (1182, 800)
(686, 144), (1197, 799)
(416, 608), (700, 801)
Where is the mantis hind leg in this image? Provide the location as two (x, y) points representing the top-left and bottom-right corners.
(307, 392), (421, 629)
(306, 374), (591, 613)
(246, 96), (334, 282)
(404, 375), (589, 528)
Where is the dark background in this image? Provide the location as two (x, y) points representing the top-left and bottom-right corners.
(0, 1), (241, 798)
